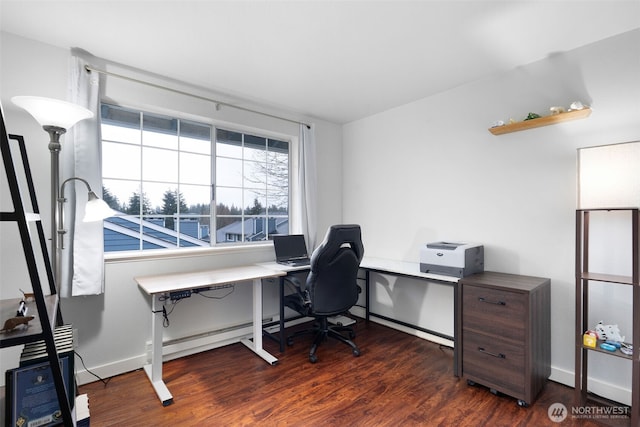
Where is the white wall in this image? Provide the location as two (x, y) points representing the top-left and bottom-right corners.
(343, 29), (640, 405)
(0, 32), (343, 385)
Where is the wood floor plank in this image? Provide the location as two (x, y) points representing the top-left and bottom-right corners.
(79, 320), (626, 426)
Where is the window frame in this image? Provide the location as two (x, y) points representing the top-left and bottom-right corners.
(100, 102), (296, 257)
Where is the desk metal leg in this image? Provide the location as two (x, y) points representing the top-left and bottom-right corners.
(241, 278), (279, 365)
(279, 277), (285, 352)
(365, 269), (370, 322)
(144, 294), (173, 406)
(453, 281), (459, 377)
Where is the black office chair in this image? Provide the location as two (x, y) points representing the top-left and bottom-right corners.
(284, 224), (364, 363)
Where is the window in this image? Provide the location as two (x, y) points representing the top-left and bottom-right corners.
(100, 104), (290, 252)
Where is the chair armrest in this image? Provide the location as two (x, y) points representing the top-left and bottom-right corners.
(283, 275), (304, 290)
(283, 275), (311, 307)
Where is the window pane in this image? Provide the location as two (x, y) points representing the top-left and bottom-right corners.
(142, 147), (178, 182)
(181, 184), (212, 210)
(181, 121), (211, 153)
(217, 129), (242, 145)
(102, 123), (141, 145)
(243, 160), (267, 190)
(103, 142), (140, 180)
(244, 189), (266, 215)
(216, 141), (242, 159)
(268, 138), (288, 154)
(143, 114), (178, 149)
(244, 134), (266, 161)
(180, 152), (210, 185)
(100, 104), (140, 134)
(181, 135), (210, 155)
(216, 157), (242, 187)
(267, 182), (288, 211)
(141, 182), (172, 213)
(102, 179), (139, 212)
(216, 187), (243, 212)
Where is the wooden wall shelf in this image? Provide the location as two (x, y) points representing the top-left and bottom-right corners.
(488, 107), (591, 135)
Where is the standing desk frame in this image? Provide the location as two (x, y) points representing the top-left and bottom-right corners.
(135, 265), (286, 406)
(359, 257), (460, 376)
(260, 258), (460, 376)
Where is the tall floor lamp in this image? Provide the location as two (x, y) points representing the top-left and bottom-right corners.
(11, 96), (113, 286)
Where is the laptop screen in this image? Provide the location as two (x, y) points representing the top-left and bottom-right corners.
(273, 234), (309, 262)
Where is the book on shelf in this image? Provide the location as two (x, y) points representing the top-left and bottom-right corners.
(4, 324), (76, 427)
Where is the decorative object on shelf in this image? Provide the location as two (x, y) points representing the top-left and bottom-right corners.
(595, 321), (626, 343)
(549, 106), (565, 115)
(1, 316), (35, 333)
(583, 330), (597, 348)
(569, 100), (586, 111)
(11, 96), (113, 284)
(524, 112), (541, 120)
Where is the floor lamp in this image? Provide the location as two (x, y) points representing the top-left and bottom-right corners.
(12, 96), (113, 286)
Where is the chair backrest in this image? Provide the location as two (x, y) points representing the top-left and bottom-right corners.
(307, 224), (364, 316)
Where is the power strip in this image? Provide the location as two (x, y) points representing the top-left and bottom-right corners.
(169, 290), (192, 300)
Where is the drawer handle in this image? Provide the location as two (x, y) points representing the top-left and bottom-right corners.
(478, 347), (506, 359)
(478, 297), (506, 306)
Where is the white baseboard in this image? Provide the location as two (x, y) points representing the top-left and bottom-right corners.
(550, 366), (631, 407)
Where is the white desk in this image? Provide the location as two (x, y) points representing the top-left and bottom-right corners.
(360, 257), (460, 284)
(360, 256), (460, 376)
(135, 264), (286, 406)
(258, 257), (460, 375)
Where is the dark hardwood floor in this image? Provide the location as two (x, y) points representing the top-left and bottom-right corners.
(80, 320), (624, 426)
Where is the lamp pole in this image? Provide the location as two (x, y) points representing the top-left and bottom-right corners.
(43, 125), (67, 284)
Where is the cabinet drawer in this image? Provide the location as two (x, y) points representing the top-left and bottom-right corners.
(462, 332), (525, 395)
(462, 285), (526, 342)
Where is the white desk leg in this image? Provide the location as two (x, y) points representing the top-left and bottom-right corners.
(144, 294), (174, 406)
(241, 278), (278, 365)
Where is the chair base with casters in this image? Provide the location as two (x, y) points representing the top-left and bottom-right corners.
(286, 314), (360, 363)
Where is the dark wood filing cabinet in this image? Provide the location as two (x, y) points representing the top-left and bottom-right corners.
(458, 271), (551, 407)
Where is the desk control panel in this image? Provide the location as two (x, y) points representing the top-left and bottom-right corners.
(169, 290), (192, 301)
(168, 284), (234, 302)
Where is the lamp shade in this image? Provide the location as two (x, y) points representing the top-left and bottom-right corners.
(83, 191), (116, 222)
(12, 96), (93, 130)
(578, 141), (640, 209)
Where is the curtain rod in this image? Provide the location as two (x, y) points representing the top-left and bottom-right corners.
(84, 64), (311, 129)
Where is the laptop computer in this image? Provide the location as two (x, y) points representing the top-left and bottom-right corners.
(273, 234), (311, 267)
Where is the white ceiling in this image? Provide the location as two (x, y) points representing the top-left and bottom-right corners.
(1, 1), (639, 124)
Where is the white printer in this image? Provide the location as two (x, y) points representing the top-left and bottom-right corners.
(420, 241), (484, 278)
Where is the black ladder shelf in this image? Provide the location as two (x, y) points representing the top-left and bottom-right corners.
(1, 114), (74, 425)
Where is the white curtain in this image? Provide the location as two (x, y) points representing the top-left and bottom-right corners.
(60, 52), (104, 296)
(298, 124), (317, 251)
